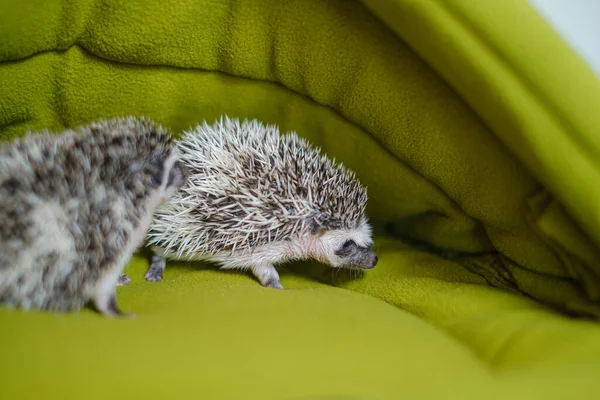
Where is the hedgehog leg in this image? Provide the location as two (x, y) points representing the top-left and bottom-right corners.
(117, 274), (131, 286)
(145, 255), (166, 282)
(92, 270), (135, 317)
(251, 264), (284, 289)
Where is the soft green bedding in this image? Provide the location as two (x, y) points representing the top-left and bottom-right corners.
(1, 0), (600, 398)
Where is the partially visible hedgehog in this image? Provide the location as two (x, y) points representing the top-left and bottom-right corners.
(142, 117), (377, 289)
(0, 116), (188, 316)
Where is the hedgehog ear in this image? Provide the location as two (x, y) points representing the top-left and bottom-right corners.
(311, 223), (328, 236)
(326, 219), (343, 230)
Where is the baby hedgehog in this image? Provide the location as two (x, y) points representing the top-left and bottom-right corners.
(143, 117), (377, 289)
(0, 117), (188, 316)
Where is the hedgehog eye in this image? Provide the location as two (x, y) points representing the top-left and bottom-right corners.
(335, 239), (356, 258)
(342, 240), (355, 249)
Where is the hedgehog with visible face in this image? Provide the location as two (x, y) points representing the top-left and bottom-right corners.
(142, 117), (377, 289)
(0, 117), (188, 316)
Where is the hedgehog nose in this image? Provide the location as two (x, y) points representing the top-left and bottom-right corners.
(372, 255), (378, 268)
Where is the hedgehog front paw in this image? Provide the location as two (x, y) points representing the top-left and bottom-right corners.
(145, 255), (166, 282)
(251, 264), (284, 289)
(117, 274), (131, 286)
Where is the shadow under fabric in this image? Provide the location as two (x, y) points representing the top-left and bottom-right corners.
(1, 0), (600, 399)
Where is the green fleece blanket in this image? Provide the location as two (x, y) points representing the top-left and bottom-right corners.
(1, 0), (600, 398)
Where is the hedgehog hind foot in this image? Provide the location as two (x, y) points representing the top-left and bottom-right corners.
(117, 274), (132, 286)
(251, 264), (284, 290)
(93, 292), (135, 318)
(145, 255), (166, 282)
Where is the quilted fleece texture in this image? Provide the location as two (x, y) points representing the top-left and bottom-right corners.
(1, 0), (600, 399)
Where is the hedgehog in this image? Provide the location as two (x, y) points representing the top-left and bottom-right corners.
(0, 116), (188, 316)
(140, 116), (377, 289)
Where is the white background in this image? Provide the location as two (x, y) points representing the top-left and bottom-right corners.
(528, 0), (600, 78)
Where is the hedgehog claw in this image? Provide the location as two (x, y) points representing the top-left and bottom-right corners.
(266, 281), (284, 290)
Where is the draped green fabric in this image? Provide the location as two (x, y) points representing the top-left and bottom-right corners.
(1, 0), (599, 398)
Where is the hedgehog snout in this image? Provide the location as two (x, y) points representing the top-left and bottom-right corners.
(333, 243), (377, 270)
(359, 247), (378, 269)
